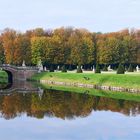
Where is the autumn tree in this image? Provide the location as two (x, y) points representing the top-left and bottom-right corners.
(14, 34), (31, 65)
(70, 29), (94, 65)
(0, 36), (5, 64)
(31, 37), (47, 65)
(1, 29), (17, 64)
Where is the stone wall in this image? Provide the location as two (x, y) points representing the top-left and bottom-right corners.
(40, 80), (140, 94)
(15, 70), (38, 81)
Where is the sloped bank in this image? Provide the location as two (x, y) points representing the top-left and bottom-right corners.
(40, 80), (140, 94)
(30, 72), (140, 94)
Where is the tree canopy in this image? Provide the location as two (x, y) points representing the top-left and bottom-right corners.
(0, 27), (140, 67)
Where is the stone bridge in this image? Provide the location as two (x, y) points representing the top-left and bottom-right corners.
(0, 64), (39, 83)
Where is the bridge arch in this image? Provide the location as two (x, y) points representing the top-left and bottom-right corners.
(4, 70), (13, 83)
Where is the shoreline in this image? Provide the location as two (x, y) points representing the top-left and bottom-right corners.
(39, 79), (140, 94)
(30, 72), (140, 94)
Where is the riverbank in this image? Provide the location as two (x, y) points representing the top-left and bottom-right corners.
(30, 72), (140, 90)
(38, 84), (140, 102)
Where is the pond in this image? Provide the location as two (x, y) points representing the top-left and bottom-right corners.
(0, 82), (140, 140)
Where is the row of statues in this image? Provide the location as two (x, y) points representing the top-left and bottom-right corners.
(76, 65), (140, 72)
(22, 60), (140, 72)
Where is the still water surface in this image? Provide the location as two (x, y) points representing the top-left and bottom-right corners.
(0, 83), (140, 140)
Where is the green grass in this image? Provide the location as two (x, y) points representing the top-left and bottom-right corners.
(31, 72), (140, 89)
(0, 70), (8, 83)
(37, 83), (140, 102)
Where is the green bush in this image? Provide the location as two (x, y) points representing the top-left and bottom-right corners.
(50, 65), (54, 72)
(128, 64), (134, 72)
(77, 65), (83, 73)
(61, 65), (67, 72)
(68, 65), (73, 71)
(95, 64), (101, 73)
(117, 63), (125, 74)
(102, 64), (108, 71)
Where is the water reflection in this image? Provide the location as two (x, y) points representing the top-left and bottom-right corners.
(0, 81), (43, 95)
(0, 87), (140, 120)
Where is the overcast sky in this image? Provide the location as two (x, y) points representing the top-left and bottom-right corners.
(0, 0), (140, 32)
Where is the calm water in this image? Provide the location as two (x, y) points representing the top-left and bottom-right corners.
(0, 83), (140, 140)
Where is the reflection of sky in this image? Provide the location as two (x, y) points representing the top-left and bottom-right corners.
(0, 111), (140, 140)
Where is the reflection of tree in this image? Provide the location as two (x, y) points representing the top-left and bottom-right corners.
(0, 89), (140, 120)
(93, 96), (100, 111)
(118, 99), (125, 108)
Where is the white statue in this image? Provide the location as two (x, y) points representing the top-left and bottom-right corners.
(92, 65), (95, 72)
(108, 65), (113, 71)
(44, 67), (47, 71)
(57, 65), (60, 70)
(38, 59), (43, 72)
(22, 60), (26, 67)
(136, 65), (139, 72)
(108, 65), (111, 71)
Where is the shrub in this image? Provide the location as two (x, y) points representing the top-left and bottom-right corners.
(95, 64), (101, 73)
(77, 65), (83, 73)
(61, 65), (67, 72)
(68, 65), (73, 71)
(117, 63), (125, 74)
(50, 65), (54, 72)
(128, 64), (134, 72)
(102, 64), (108, 71)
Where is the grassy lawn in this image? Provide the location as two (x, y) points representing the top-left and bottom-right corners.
(0, 70), (8, 83)
(31, 71), (140, 89)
